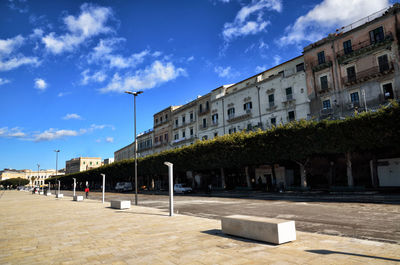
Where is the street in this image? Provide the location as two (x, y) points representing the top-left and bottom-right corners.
(61, 190), (400, 244)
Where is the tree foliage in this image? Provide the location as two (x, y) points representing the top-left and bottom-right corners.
(50, 103), (400, 184)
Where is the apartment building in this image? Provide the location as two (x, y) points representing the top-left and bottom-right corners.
(115, 142), (134, 162)
(171, 97), (199, 148)
(304, 5), (400, 119)
(153, 106), (180, 153)
(65, 157), (102, 174)
(0, 168), (65, 186)
(199, 56), (310, 141)
(137, 129), (154, 157)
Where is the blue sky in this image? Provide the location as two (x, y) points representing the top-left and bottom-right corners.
(0, 0), (392, 170)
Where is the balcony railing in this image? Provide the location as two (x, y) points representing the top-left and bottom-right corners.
(337, 33), (393, 64)
(310, 55), (333, 72)
(227, 113), (251, 123)
(198, 108), (210, 116)
(342, 62), (393, 86)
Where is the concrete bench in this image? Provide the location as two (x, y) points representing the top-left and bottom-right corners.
(46, 192), (52, 196)
(56, 194), (63, 198)
(221, 215), (296, 245)
(73, 195), (83, 201)
(110, 200), (131, 209)
(39, 191), (44, 195)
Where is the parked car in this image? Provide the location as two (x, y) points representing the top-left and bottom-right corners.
(174, 183), (192, 194)
(115, 182), (133, 192)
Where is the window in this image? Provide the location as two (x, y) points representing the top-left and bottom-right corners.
(182, 116), (185, 124)
(160, 116), (163, 122)
(322, 99), (331, 109)
(243, 102), (252, 111)
(347, 66), (356, 82)
(159, 136), (163, 142)
(206, 101), (209, 110)
(96, 162), (98, 165)
(227, 107), (235, 119)
(378, 54), (389, 72)
(278, 70), (284, 77)
(268, 94), (275, 107)
(165, 114), (168, 120)
(90, 162), (92, 165)
(288, 111), (295, 122)
(320, 76), (328, 90)
(182, 131), (186, 138)
(164, 133), (168, 141)
(190, 113), (193, 121)
(383, 83), (394, 100)
(174, 134), (179, 140)
(369, 26), (384, 44)
(228, 128), (236, 134)
(271, 117), (276, 127)
(286, 87), (293, 100)
(199, 104), (203, 113)
(175, 119), (178, 126)
(190, 128), (193, 136)
(155, 118), (158, 124)
(296, 63), (304, 72)
(202, 118), (207, 128)
(212, 114), (218, 124)
(247, 124), (252, 130)
(214, 132), (218, 137)
(317, 51), (325, 65)
(202, 135), (208, 140)
(83, 161), (85, 165)
(350, 92), (360, 103)
(343, 40), (352, 54)
(155, 136), (158, 143)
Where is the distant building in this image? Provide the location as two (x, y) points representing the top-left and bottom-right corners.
(65, 157), (102, 174)
(0, 168), (65, 186)
(103, 158), (114, 165)
(114, 142), (135, 162)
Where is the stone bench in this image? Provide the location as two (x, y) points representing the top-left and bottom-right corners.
(110, 200), (131, 209)
(73, 195), (83, 201)
(39, 191), (44, 195)
(46, 192), (52, 196)
(221, 215), (296, 245)
(56, 194), (63, 198)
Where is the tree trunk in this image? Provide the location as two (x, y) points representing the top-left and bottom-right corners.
(370, 156), (379, 188)
(245, 166), (252, 188)
(220, 168), (226, 189)
(346, 152), (354, 187)
(295, 161), (307, 188)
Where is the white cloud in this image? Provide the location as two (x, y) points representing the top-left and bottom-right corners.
(280, 0), (390, 45)
(214, 66), (238, 78)
(223, 0), (282, 41)
(34, 78), (47, 91)
(63, 113), (82, 120)
(34, 129), (78, 142)
(89, 39), (151, 69)
(0, 35), (40, 71)
(8, 0), (28, 13)
(255, 65), (267, 73)
(42, 3), (113, 54)
(0, 78), (10, 85)
(58, 91), (71, 97)
(187, 56), (194, 62)
(100, 60), (186, 93)
(273, 55), (281, 65)
(105, 137), (114, 143)
(81, 69), (107, 85)
(0, 127), (26, 138)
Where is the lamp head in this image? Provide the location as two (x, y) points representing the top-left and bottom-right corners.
(125, 90), (144, 96)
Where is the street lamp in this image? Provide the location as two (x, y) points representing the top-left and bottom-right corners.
(125, 90), (143, 206)
(37, 164), (41, 192)
(54, 150), (60, 194)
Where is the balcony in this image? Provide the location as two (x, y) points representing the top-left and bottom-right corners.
(227, 113), (251, 123)
(310, 56), (333, 73)
(199, 124), (208, 130)
(337, 33), (393, 64)
(210, 121), (218, 127)
(198, 108), (210, 116)
(172, 135), (196, 145)
(342, 63), (394, 86)
(266, 102), (277, 111)
(320, 107), (333, 116)
(154, 119), (169, 128)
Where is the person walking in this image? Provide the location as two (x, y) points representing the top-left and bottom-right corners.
(85, 187), (89, 199)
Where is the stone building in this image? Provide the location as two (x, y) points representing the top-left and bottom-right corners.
(65, 157), (102, 174)
(303, 5), (400, 120)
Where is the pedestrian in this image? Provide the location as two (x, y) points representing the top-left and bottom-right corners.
(85, 187), (89, 199)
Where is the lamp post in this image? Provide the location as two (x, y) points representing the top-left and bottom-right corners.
(37, 164), (41, 192)
(54, 150), (60, 194)
(125, 90), (143, 206)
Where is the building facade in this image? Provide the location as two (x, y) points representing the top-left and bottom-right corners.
(114, 142), (134, 162)
(153, 106), (180, 153)
(304, 5), (400, 120)
(65, 157), (102, 174)
(137, 129), (154, 157)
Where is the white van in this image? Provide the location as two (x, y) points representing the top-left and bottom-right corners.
(115, 182), (133, 192)
(174, 183), (193, 194)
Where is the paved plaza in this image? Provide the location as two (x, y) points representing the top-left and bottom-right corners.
(1, 191), (400, 264)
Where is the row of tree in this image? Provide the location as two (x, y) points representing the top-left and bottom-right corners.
(48, 102), (400, 186)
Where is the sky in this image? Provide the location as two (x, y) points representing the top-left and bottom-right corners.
(0, 0), (393, 170)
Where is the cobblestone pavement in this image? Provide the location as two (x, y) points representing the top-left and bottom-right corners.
(61, 190), (400, 244)
(1, 191), (400, 265)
